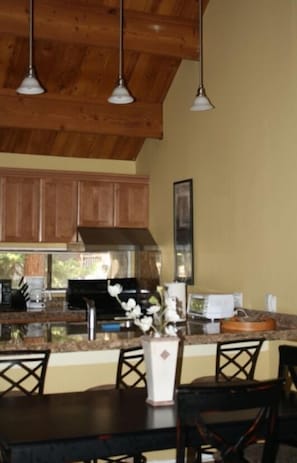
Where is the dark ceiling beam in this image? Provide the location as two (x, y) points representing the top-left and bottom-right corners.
(0, 0), (198, 60)
(0, 90), (162, 139)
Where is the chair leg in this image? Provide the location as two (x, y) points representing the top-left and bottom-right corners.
(133, 454), (146, 463)
(186, 447), (200, 463)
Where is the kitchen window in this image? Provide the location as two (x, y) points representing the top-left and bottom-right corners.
(0, 251), (135, 289)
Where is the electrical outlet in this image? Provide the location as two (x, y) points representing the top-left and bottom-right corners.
(233, 292), (243, 308)
(265, 293), (277, 312)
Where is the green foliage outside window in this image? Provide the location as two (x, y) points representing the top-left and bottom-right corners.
(51, 255), (99, 288)
(0, 253), (25, 286)
(0, 252), (130, 289)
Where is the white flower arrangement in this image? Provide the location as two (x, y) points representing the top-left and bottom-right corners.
(107, 282), (181, 337)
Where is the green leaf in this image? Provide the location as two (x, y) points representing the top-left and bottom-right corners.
(148, 295), (159, 305)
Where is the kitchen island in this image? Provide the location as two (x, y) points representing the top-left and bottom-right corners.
(0, 308), (296, 395)
(0, 308), (297, 353)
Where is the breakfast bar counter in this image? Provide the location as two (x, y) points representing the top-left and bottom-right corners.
(0, 310), (86, 325)
(0, 309), (297, 353)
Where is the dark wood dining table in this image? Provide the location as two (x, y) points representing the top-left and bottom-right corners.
(0, 387), (296, 463)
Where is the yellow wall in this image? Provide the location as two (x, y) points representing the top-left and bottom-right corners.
(137, 0), (297, 315)
(44, 343), (274, 395)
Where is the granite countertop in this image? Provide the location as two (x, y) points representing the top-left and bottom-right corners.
(0, 310), (86, 324)
(0, 308), (297, 353)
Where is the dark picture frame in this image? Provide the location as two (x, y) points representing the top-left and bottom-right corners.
(173, 179), (194, 285)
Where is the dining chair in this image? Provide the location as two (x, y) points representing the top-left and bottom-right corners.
(246, 344), (297, 462)
(278, 344), (297, 392)
(0, 349), (50, 396)
(176, 378), (283, 463)
(87, 346), (147, 463)
(192, 337), (265, 384)
(277, 344), (297, 450)
(88, 345), (147, 392)
(190, 338), (265, 461)
(88, 343), (184, 463)
(115, 345), (147, 389)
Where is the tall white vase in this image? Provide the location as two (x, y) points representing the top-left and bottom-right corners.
(141, 335), (180, 406)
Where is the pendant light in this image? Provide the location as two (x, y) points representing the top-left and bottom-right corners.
(190, 0), (214, 111)
(108, 0), (134, 104)
(17, 0), (45, 95)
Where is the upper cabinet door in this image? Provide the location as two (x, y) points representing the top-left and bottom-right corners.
(40, 178), (78, 242)
(0, 169), (150, 243)
(78, 180), (114, 227)
(0, 176), (40, 242)
(114, 182), (149, 228)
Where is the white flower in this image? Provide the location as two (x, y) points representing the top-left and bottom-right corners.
(165, 308), (181, 323)
(164, 324), (177, 336)
(129, 305), (142, 319)
(122, 298), (138, 311)
(107, 283), (123, 297)
(134, 316), (153, 333)
(107, 283), (179, 337)
(165, 296), (176, 311)
(146, 305), (161, 315)
(121, 298), (141, 318)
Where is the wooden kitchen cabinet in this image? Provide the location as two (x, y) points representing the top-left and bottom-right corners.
(0, 169), (150, 243)
(78, 180), (114, 227)
(114, 181), (149, 228)
(79, 178), (149, 228)
(0, 175), (40, 242)
(40, 178), (78, 242)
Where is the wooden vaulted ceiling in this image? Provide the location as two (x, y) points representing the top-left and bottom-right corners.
(0, 0), (208, 161)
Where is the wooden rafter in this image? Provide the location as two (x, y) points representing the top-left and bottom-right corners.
(0, 0), (198, 60)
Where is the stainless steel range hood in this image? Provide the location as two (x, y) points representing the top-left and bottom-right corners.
(68, 227), (159, 252)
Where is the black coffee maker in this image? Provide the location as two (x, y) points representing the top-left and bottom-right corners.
(0, 278), (28, 312)
(0, 279), (12, 311)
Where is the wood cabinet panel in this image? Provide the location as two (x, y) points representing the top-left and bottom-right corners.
(0, 169), (150, 243)
(0, 176), (40, 242)
(40, 178), (78, 242)
(78, 181), (114, 227)
(114, 182), (149, 228)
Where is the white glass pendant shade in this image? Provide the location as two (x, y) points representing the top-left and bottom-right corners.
(17, 66), (45, 95)
(190, 85), (214, 111)
(108, 78), (134, 104)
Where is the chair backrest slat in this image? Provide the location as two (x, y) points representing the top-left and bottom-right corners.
(116, 346), (146, 389)
(215, 338), (264, 382)
(0, 349), (50, 396)
(116, 342), (184, 390)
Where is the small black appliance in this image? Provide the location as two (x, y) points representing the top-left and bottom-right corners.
(66, 278), (142, 320)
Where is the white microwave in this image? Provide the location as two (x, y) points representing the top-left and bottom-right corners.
(187, 293), (235, 320)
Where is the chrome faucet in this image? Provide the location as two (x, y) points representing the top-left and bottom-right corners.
(85, 298), (96, 340)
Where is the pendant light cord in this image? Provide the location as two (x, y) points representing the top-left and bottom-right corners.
(29, 0), (33, 71)
(199, 0), (203, 88)
(118, 0), (123, 82)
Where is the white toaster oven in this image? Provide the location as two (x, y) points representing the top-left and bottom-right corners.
(187, 293), (235, 321)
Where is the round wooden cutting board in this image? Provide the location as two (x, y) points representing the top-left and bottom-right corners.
(221, 317), (276, 332)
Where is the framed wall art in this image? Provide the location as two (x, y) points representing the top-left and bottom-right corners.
(173, 178), (194, 285)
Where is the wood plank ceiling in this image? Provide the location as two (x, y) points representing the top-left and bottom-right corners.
(0, 0), (208, 161)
